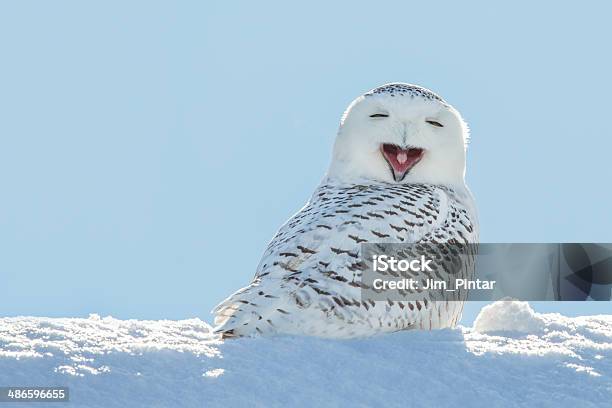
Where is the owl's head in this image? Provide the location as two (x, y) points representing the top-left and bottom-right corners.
(327, 83), (470, 187)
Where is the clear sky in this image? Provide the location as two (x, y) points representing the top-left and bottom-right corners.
(1, 1), (610, 324)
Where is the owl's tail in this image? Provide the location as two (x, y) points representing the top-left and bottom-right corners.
(212, 281), (285, 339)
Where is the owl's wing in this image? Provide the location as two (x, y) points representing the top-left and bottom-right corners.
(212, 183), (477, 338)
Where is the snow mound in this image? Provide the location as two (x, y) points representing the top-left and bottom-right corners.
(473, 300), (546, 333)
(1, 305), (611, 407)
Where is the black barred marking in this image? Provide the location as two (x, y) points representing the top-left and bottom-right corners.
(311, 286), (332, 296)
(423, 203), (436, 212)
(348, 234), (367, 243)
(348, 261), (366, 271)
(371, 230), (390, 238)
(389, 224), (408, 232)
(459, 219), (474, 232)
(331, 247), (358, 258)
(221, 329), (236, 338)
(276, 262), (298, 273)
(297, 245), (317, 254)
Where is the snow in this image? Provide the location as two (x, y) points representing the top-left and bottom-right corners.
(1, 302), (610, 407)
(473, 300), (546, 333)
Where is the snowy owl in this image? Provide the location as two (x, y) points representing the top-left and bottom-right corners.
(213, 83), (479, 338)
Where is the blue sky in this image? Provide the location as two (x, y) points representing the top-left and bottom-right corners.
(0, 1), (610, 324)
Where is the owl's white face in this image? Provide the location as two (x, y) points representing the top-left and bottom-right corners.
(327, 84), (469, 187)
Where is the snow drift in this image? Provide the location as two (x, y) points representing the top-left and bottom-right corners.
(0, 302), (610, 407)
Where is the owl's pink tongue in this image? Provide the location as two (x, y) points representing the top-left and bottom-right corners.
(397, 152), (408, 164)
(381, 144), (424, 181)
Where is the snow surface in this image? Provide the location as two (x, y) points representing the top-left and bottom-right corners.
(0, 302), (610, 407)
(473, 300), (547, 333)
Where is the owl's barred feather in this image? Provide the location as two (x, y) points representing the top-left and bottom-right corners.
(213, 182), (477, 338)
(213, 83), (479, 338)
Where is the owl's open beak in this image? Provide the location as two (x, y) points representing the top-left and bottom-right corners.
(381, 144), (424, 182)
